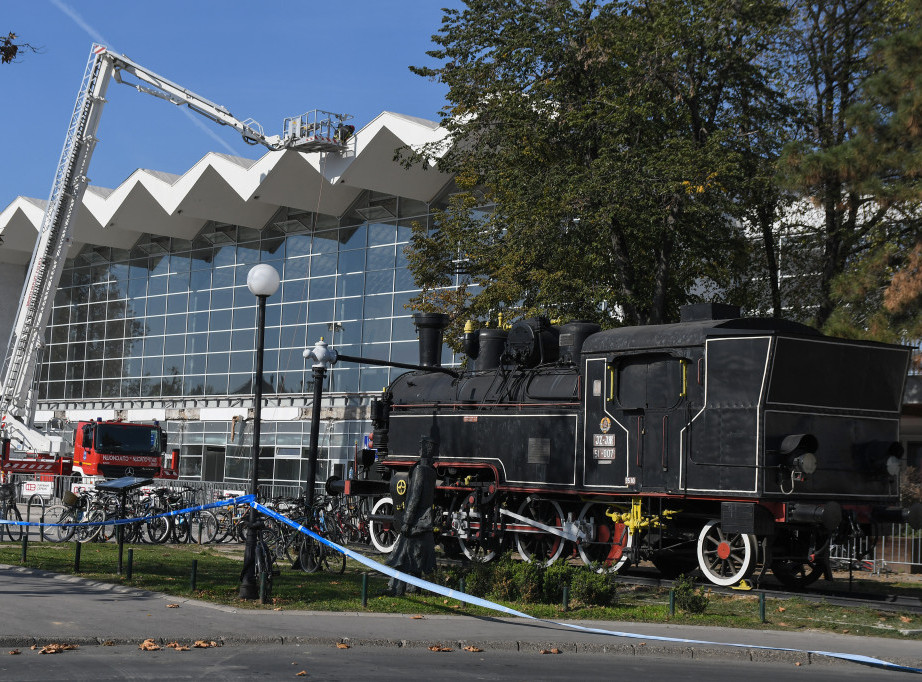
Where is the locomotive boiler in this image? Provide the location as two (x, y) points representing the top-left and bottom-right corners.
(367, 304), (922, 587)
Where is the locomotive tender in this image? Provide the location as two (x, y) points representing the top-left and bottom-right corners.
(369, 303), (922, 587)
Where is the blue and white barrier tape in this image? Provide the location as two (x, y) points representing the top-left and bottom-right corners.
(252, 501), (922, 675)
(0, 494), (254, 528)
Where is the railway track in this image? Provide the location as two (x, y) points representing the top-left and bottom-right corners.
(613, 566), (922, 614)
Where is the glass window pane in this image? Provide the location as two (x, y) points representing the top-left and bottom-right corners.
(285, 256), (309, 280)
(339, 249), (364, 273)
(286, 234), (311, 257)
(165, 315), (186, 335)
(210, 288), (233, 309)
(186, 354), (207, 375)
(365, 270), (394, 295)
(367, 222), (397, 246)
(210, 309), (232, 330)
(309, 276), (335, 300)
(209, 331), (231, 353)
(311, 252), (337, 277)
(207, 353), (230, 373)
(366, 245), (396, 270)
(148, 276), (168, 296)
(308, 299), (334, 322)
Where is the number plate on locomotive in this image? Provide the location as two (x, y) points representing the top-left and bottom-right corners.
(593, 434), (615, 447)
(593, 447), (616, 460)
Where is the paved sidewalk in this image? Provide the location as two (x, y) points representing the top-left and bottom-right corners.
(1, 563), (920, 672)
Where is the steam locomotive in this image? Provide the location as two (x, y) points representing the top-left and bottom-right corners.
(367, 304), (922, 587)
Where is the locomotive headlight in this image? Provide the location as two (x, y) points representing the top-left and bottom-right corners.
(886, 455), (902, 477)
(791, 452), (817, 475)
(779, 433), (819, 479)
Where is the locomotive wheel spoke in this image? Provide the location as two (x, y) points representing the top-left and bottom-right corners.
(696, 519), (757, 587)
(514, 498), (565, 566)
(576, 502), (633, 573)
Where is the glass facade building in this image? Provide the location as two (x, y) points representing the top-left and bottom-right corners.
(34, 193), (463, 489)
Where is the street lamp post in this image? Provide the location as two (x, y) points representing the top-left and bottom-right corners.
(238, 263), (280, 600)
(302, 338), (337, 507)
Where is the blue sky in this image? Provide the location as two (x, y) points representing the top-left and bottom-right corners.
(1, 0), (459, 205)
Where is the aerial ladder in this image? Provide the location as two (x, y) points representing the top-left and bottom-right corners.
(0, 43), (352, 459)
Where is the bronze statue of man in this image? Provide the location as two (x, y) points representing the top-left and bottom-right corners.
(384, 437), (438, 596)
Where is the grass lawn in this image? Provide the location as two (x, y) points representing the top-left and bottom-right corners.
(2, 540), (921, 641)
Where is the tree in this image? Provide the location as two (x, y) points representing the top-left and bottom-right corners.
(821, 0), (922, 342)
(1, 33), (39, 64)
(403, 0), (791, 338)
(778, 0), (909, 330)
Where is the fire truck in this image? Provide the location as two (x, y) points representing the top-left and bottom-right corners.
(0, 44), (351, 483)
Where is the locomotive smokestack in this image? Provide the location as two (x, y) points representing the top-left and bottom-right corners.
(412, 313), (450, 369)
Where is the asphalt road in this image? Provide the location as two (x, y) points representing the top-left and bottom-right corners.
(1, 562), (921, 679)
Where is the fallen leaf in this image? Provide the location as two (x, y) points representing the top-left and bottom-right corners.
(463, 646), (482, 653)
(140, 639), (161, 651)
(274, 607), (283, 611)
(167, 642), (190, 651)
(166, 604), (180, 609)
(296, 672), (307, 677)
(428, 645), (452, 652)
(777, 606), (786, 612)
(795, 662), (802, 667)
(778, 622), (788, 627)
(443, 599), (449, 604)
(193, 640), (219, 648)
(638, 642), (646, 646)
(842, 629), (849, 634)
(102, 640), (115, 647)
(336, 643), (350, 649)
(30, 645), (37, 650)
(38, 643), (79, 655)
(540, 648), (561, 655)
(412, 615), (424, 620)
(8, 650), (20, 655)
(900, 616), (912, 624)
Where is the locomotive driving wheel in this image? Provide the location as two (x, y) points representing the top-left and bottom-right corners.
(696, 519), (758, 587)
(576, 502), (633, 573)
(514, 497), (565, 566)
(770, 529), (829, 588)
(451, 494), (498, 563)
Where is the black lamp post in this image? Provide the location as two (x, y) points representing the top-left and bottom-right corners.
(302, 338), (337, 507)
(238, 263), (280, 600)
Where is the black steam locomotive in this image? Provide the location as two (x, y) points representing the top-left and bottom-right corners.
(367, 304), (922, 587)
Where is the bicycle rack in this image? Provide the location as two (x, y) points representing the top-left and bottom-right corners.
(26, 493), (45, 542)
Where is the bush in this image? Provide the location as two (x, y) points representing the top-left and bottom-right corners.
(542, 560), (575, 602)
(488, 553), (520, 601)
(513, 558), (545, 603)
(570, 569), (617, 607)
(673, 573), (709, 614)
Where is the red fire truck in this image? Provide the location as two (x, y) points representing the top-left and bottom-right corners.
(1, 418), (178, 481)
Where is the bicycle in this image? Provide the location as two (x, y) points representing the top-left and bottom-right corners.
(0, 482), (23, 542)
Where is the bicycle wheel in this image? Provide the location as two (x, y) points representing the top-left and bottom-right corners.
(42, 504), (67, 541)
(298, 535), (323, 573)
(190, 510), (219, 544)
(173, 513), (191, 543)
(146, 512), (172, 544)
(319, 542), (346, 574)
(77, 508), (105, 543)
(52, 507), (76, 542)
(254, 541), (275, 599)
(2, 502), (24, 542)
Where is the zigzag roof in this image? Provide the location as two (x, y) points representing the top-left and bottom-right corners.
(0, 111), (449, 265)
